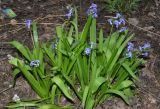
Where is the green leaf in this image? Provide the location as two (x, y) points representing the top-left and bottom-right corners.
(51, 76), (73, 101)
(62, 73), (82, 100)
(81, 16), (92, 43)
(82, 86), (89, 108)
(98, 89), (129, 105)
(90, 18), (96, 43)
(32, 21), (39, 47)
(98, 29), (104, 52)
(115, 80), (133, 90)
(122, 63), (139, 81)
(9, 41), (31, 61)
(38, 104), (73, 109)
(92, 77), (106, 94)
(56, 26), (63, 67)
(51, 85), (57, 104)
(12, 68), (20, 86)
(6, 102), (38, 108)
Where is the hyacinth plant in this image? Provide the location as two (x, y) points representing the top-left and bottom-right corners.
(7, 4), (145, 109)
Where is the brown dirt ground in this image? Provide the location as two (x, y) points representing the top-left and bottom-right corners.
(0, 0), (160, 109)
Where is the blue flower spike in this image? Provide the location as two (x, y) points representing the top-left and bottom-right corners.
(139, 42), (151, 51)
(66, 7), (73, 19)
(119, 18), (125, 25)
(30, 60), (40, 67)
(84, 48), (91, 55)
(143, 42), (151, 49)
(108, 19), (113, 25)
(114, 20), (120, 28)
(115, 13), (121, 19)
(127, 42), (134, 51)
(126, 51), (132, 58)
(25, 19), (32, 29)
(87, 3), (98, 18)
(119, 27), (126, 33)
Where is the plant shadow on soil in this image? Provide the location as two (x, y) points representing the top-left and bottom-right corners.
(0, 0), (160, 109)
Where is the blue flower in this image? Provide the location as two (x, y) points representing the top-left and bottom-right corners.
(114, 20), (120, 28)
(141, 52), (149, 57)
(66, 8), (73, 19)
(119, 27), (126, 32)
(25, 19), (32, 29)
(30, 60), (40, 67)
(84, 48), (91, 55)
(87, 3), (98, 18)
(127, 42), (134, 51)
(126, 51), (132, 58)
(52, 39), (58, 49)
(119, 18), (125, 25)
(139, 42), (151, 51)
(107, 19), (113, 25)
(143, 42), (151, 49)
(115, 13), (121, 19)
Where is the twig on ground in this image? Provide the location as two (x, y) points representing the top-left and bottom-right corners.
(0, 85), (13, 94)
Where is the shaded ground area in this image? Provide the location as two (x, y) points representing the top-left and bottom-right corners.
(0, 0), (160, 109)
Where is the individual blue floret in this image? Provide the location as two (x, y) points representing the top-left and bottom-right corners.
(84, 48), (91, 55)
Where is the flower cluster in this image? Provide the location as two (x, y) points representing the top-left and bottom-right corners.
(84, 42), (96, 55)
(52, 39), (59, 49)
(87, 3), (98, 18)
(25, 19), (32, 29)
(139, 42), (151, 58)
(66, 6), (73, 19)
(30, 60), (40, 67)
(84, 48), (91, 55)
(126, 42), (134, 58)
(107, 13), (126, 32)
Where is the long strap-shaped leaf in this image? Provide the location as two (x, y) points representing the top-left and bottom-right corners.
(96, 89), (129, 106)
(122, 63), (139, 81)
(17, 62), (48, 98)
(82, 86), (89, 108)
(51, 76), (73, 101)
(81, 16), (92, 43)
(32, 21), (39, 48)
(9, 41), (32, 61)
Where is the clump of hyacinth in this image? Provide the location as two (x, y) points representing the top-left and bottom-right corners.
(107, 13), (126, 32)
(87, 3), (98, 18)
